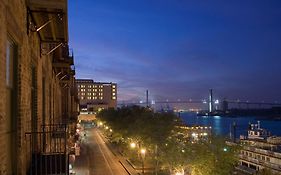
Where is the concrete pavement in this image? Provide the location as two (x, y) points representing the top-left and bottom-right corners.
(73, 127), (139, 175)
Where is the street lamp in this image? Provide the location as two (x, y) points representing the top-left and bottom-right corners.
(130, 142), (136, 149)
(140, 148), (146, 174)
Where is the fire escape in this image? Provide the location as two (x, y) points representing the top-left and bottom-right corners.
(25, 0), (78, 174)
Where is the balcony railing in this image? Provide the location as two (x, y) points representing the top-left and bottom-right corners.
(25, 124), (69, 175)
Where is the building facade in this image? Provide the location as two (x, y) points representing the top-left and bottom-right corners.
(0, 0), (78, 174)
(76, 79), (117, 112)
(236, 123), (281, 175)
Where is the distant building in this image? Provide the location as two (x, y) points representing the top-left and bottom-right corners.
(76, 79), (117, 112)
(176, 125), (212, 142)
(235, 122), (281, 174)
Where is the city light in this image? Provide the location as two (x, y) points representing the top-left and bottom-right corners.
(174, 169), (184, 175)
(130, 142), (136, 149)
(191, 133), (198, 137)
(141, 148), (146, 154)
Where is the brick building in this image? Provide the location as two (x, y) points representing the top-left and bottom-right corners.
(0, 0), (78, 174)
(76, 79), (117, 113)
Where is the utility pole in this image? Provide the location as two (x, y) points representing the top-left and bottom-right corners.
(146, 90), (149, 108)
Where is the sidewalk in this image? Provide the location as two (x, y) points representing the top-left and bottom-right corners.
(97, 130), (141, 175)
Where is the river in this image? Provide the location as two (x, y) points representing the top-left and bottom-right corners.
(181, 112), (281, 138)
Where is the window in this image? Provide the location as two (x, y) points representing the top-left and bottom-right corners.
(112, 96), (116, 100)
(6, 39), (15, 87)
(6, 38), (18, 173)
(112, 85), (116, 88)
(112, 88), (116, 92)
(112, 93), (116, 96)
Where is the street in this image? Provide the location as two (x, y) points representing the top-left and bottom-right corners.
(73, 127), (136, 175)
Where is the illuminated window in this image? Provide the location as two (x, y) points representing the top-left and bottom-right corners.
(112, 88), (116, 92)
(112, 85), (116, 88)
(88, 85), (91, 88)
(112, 96), (116, 100)
(112, 93), (116, 96)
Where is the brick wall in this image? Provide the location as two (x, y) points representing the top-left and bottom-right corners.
(0, 0), (76, 174)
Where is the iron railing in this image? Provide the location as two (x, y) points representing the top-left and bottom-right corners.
(25, 124), (69, 175)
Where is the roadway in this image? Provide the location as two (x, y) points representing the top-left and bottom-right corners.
(73, 127), (138, 175)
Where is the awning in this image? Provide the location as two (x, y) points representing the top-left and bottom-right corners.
(27, 0), (68, 43)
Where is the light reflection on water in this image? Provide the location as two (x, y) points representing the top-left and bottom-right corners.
(181, 112), (281, 137)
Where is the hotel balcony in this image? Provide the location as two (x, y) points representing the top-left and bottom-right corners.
(25, 124), (69, 175)
(27, 0), (68, 54)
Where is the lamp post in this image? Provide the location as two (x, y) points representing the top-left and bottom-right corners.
(130, 142), (136, 149)
(140, 148), (146, 174)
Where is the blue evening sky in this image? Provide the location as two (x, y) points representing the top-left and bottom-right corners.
(69, 0), (281, 102)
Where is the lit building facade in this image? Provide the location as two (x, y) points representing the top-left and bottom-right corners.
(76, 79), (117, 112)
(236, 122), (281, 174)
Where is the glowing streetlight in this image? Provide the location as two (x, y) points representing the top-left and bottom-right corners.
(140, 148), (146, 174)
(105, 126), (109, 130)
(130, 142), (136, 149)
(141, 148), (146, 155)
(98, 122), (103, 127)
(174, 169), (184, 175)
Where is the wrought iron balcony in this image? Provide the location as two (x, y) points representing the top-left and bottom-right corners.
(25, 124), (69, 175)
